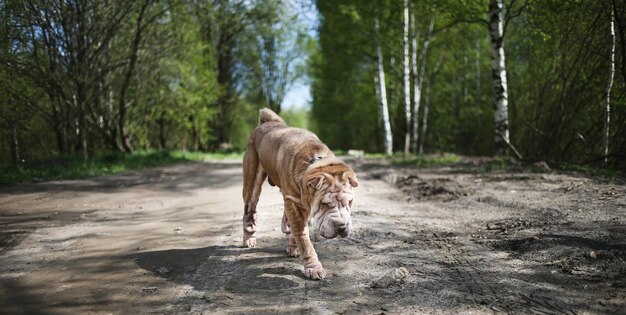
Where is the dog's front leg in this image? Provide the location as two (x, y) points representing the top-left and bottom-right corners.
(285, 201), (325, 280)
(281, 211), (300, 257)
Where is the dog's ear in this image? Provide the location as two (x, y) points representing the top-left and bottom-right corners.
(342, 170), (359, 188)
(306, 173), (333, 190)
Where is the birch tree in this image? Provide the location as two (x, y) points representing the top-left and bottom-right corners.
(604, 5), (616, 163)
(402, 0), (411, 156)
(419, 57), (441, 154)
(489, 0), (510, 154)
(375, 17), (393, 155)
(411, 16), (434, 153)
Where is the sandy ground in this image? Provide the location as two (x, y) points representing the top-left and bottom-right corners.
(0, 158), (624, 314)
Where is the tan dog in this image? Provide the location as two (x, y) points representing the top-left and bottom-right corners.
(242, 108), (358, 280)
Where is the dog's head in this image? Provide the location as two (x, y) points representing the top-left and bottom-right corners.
(301, 161), (358, 239)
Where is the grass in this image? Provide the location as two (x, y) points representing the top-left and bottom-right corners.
(471, 156), (515, 174)
(0, 150), (243, 185)
(334, 150), (462, 167)
(392, 153), (461, 167)
(556, 162), (624, 178)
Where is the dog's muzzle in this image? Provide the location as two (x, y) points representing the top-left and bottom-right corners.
(312, 203), (352, 239)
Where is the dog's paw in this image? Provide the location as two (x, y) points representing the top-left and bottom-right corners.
(286, 245), (300, 257)
(303, 265), (326, 280)
(243, 236), (257, 248)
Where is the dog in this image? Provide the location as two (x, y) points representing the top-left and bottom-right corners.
(242, 108), (358, 280)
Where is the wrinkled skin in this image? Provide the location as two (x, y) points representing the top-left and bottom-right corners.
(309, 175), (355, 239)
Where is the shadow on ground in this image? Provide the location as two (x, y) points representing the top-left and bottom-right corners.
(0, 280), (53, 315)
(0, 161), (242, 195)
(124, 244), (303, 292)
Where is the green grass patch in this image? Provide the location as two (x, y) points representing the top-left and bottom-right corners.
(393, 153), (461, 167)
(556, 162), (623, 178)
(472, 156), (513, 173)
(0, 150), (243, 185)
(364, 152), (407, 159)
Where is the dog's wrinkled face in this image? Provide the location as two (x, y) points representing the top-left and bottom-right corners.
(303, 168), (358, 239)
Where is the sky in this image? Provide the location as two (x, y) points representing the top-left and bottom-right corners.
(282, 82), (312, 110)
(280, 0), (318, 111)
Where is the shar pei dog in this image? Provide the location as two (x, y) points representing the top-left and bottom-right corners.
(242, 108), (358, 280)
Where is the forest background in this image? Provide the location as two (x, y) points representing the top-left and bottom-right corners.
(1, 0), (625, 171)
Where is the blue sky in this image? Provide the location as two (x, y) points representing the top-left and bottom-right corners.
(280, 0), (318, 111)
(282, 81), (311, 110)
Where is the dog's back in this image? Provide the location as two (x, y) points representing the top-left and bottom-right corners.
(251, 108), (327, 157)
(247, 108), (332, 187)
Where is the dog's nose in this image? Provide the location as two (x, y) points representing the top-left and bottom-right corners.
(337, 224), (349, 237)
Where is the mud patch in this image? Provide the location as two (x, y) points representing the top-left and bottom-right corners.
(491, 234), (625, 283)
(395, 175), (467, 201)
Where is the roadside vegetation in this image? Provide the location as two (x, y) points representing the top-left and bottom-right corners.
(0, 150), (243, 185)
(2, 1), (624, 183)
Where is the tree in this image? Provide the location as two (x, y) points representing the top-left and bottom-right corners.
(419, 57), (442, 154)
(402, 0), (410, 156)
(489, 0), (510, 154)
(412, 15), (434, 154)
(375, 16), (393, 155)
(241, 1), (311, 114)
(604, 5), (616, 163)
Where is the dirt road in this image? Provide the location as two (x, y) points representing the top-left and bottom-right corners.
(1, 158), (625, 314)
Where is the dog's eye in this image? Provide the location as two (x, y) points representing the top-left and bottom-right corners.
(321, 195), (337, 208)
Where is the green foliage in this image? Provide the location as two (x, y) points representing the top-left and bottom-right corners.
(281, 107), (311, 129)
(3, 0), (625, 171)
(0, 150), (243, 185)
(1, 0), (316, 166)
(311, 0), (382, 151)
(312, 0), (626, 169)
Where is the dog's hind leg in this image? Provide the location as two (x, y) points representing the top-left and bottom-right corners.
(242, 148), (267, 248)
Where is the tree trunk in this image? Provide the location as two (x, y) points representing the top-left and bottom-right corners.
(604, 5), (616, 164)
(158, 112), (166, 150)
(54, 126), (65, 155)
(375, 17), (393, 155)
(463, 54), (469, 107)
(410, 13), (419, 154)
(421, 58), (441, 154)
(419, 78), (431, 155)
(402, 0), (411, 156)
(10, 125), (19, 166)
(412, 16), (434, 153)
(612, 0), (626, 88)
(489, 0), (510, 154)
(118, 1), (150, 153)
(190, 115), (199, 151)
(74, 92), (88, 159)
(476, 38), (481, 105)
(211, 31), (237, 148)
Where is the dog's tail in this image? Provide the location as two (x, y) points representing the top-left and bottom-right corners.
(259, 108), (286, 125)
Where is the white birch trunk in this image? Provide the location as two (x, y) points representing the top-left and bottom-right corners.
(412, 16), (434, 153)
(489, 0), (510, 154)
(403, 0), (411, 156)
(604, 7), (616, 164)
(375, 17), (393, 155)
